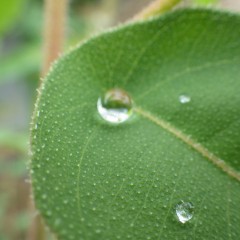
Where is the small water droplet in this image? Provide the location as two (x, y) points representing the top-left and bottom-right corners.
(97, 88), (133, 123)
(179, 95), (191, 104)
(175, 201), (194, 223)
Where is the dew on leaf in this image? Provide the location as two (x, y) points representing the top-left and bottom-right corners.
(179, 95), (191, 104)
(175, 201), (194, 223)
(97, 88), (133, 123)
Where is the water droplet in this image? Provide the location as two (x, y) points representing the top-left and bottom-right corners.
(179, 95), (191, 104)
(175, 201), (194, 223)
(97, 88), (133, 123)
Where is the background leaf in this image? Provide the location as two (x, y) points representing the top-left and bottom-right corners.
(0, 44), (40, 83)
(0, 0), (25, 34)
(192, 0), (218, 6)
(31, 9), (240, 240)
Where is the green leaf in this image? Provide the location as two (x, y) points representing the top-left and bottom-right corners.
(0, 0), (25, 34)
(0, 43), (41, 83)
(192, 0), (218, 5)
(31, 9), (240, 239)
(0, 129), (28, 154)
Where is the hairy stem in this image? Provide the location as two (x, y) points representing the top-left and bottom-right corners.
(27, 201), (46, 240)
(42, 0), (68, 76)
(133, 0), (181, 20)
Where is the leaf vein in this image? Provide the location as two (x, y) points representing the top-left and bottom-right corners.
(134, 107), (240, 182)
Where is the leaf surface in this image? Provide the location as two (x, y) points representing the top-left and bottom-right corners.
(31, 9), (240, 240)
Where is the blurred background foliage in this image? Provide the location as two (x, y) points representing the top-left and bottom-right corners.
(0, 0), (239, 239)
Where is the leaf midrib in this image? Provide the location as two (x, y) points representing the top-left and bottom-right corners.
(134, 106), (240, 182)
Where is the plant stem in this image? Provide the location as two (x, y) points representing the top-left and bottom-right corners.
(42, 0), (68, 76)
(133, 0), (181, 20)
(27, 201), (46, 240)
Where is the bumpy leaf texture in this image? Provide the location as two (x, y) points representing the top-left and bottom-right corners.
(31, 9), (240, 240)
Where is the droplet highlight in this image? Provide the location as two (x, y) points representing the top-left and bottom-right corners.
(97, 88), (133, 123)
(179, 95), (191, 104)
(175, 201), (194, 224)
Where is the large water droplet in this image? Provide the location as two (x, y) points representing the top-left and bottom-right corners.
(97, 88), (133, 123)
(175, 201), (194, 223)
(179, 95), (191, 104)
